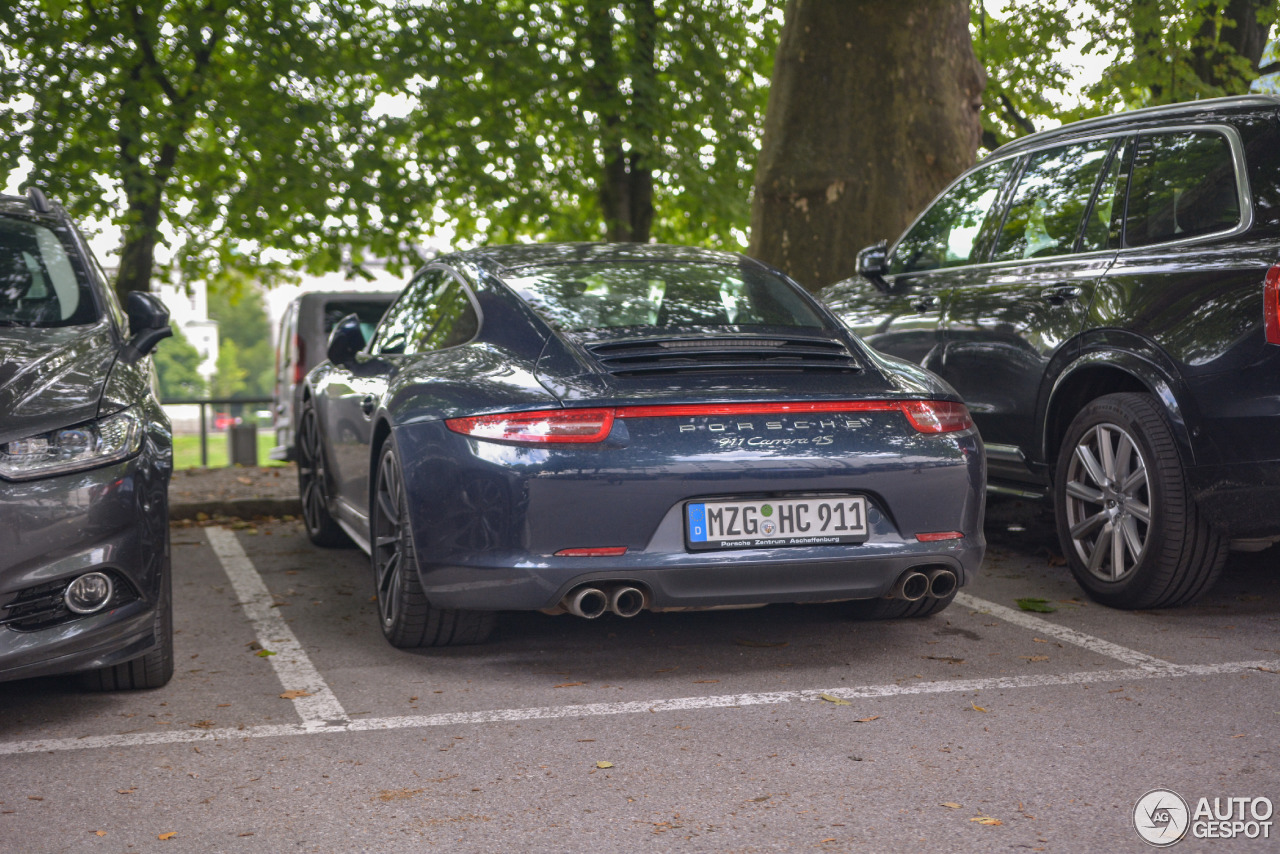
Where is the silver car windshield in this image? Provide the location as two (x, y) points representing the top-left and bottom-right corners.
(506, 261), (827, 332)
(0, 218), (99, 327)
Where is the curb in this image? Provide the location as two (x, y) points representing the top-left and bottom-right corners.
(170, 498), (302, 521)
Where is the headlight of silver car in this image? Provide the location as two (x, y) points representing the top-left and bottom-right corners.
(0, 409), (144, 481)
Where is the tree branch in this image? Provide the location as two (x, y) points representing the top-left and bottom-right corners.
(130, 4), (180, 104)
(998, 91), (1037, 136)
(1258, 60), (1280, 77)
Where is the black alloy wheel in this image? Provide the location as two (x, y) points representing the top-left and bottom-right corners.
(1054, 393), (1226, 609)
(371, 442), (495, 648)
(297, 403), (349, 547)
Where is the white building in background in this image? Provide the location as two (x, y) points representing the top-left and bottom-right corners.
(155, 280), (219, 384)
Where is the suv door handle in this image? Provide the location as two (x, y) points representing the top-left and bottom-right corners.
(911, 294), (940, 311)
(1040, 285), (1083, 305)
(360, 395), (376, 417)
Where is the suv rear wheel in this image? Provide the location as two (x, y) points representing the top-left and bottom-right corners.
(1054, 393), (1226, 609)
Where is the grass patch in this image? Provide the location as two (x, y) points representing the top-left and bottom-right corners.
(173, 432), (287, 469)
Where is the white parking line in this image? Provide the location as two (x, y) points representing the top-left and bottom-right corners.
(204, 527), (348, 725)
(955, 592), (1174, 670)
(1, 658), (1275, 756)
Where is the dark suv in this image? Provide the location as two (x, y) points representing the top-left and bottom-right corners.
(822, 94), (1280, 610)
(1, 188), (175, 688)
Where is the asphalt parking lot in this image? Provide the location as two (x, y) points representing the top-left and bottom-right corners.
(2, 499), (1278, 853)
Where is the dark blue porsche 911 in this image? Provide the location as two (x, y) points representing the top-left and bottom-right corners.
(300, 243), (985, 647)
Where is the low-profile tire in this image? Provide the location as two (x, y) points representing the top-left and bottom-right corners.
(371, 441), (496, 648)
(1053, 392), (1226, 609)
(846, 592), (955, 620)
(81, 564), (174, 691)
(297, 402), (350, 548)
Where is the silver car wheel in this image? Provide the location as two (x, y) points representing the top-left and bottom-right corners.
(1063, 421), (1151, 582)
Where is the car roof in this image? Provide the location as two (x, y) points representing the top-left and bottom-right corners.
(443, 242), (764, 276)
(992, 94), (1280, 158)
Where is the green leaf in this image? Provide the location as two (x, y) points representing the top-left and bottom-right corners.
(1016, 597), (1057, 613)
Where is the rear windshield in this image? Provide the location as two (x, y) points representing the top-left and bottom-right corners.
(504, 261), (827, 333)
(0, 218), (98, 327)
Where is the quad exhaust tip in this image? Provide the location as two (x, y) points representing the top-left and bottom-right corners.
(926, 567), (958, 599)
(894, 570), (930, 602)
(562, 584), (648, 618)
(566, 587), (609, 619)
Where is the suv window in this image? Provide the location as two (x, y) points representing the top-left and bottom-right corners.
(888, 158), (1015, 275)
(991, 139), (1117, 262)
(1124, 130), (1241, 247)
(0, 218), (98, 327)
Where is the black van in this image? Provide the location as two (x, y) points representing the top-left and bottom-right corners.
(822, 94), (1280, 610)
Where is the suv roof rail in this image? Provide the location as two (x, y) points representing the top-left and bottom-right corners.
(993, 94), (1280, 157)
(25, 186), (51, 214)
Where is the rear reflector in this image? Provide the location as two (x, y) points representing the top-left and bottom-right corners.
(915, 531), (965, 542)
(554, 547), (628, 557)
(446, 400), (973, 444)
(446, 408), (615, 443)
(293, 334), (306, 385)
(1265, 264), (1280, 345)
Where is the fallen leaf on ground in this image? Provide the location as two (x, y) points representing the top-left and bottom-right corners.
(236, 476), (252, 485)
(596, 761), (614, 769)
(970, 703), (988, 713)
(1033, 638), (1048, 643)
(255, 649), (276, 657)
(189, 720), (215, 729)
(734, 639), (789, 648)
(279, 690), (312, 700)
(941, 802), (961, 809)
(373, 788), (423, 802)
(970, 817), (1003, 826)
(820, 693), (851, 706)
(158, 832), (177, 840)
(923, 655), (965, 664)
(854, 715), (880, 723)
(693, 679), (720, 684)
(117, 788), (136, 795)
(1016, 598), (1056, 613)
(1020, 655), (1050, 662)
(94, 831), (106, 837)
(553, 682), (585, 688)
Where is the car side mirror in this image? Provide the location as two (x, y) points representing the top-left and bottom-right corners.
(326, 313), (366, 366)
(124, 291), (173, 359)
(855, 241), (890, 291)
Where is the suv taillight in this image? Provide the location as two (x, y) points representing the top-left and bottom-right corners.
(1266, 265), (1280, 345)
(293, 334), (306, 384)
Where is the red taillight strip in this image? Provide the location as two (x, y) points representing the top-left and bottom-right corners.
(617, 400), (973, 434)
(446, 400), (973, 444)
(1265, 264), (1280, 346)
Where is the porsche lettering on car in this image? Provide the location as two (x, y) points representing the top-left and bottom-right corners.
(298, 243), (985, 647)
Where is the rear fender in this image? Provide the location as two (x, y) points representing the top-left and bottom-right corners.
(1042, 337), (1197, 474)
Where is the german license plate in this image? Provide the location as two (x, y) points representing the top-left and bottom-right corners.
(685, 496), (868, 550)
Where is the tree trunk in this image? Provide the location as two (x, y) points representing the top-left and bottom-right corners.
(749, 0), (985, 290)
(586, 0), (656, 242)
(1190, 0), (1273, 90)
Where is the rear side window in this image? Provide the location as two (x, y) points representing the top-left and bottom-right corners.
(991, 139), (1116, 262)
(889, 158), (1015, 275)
(1124, 131), (1242, 247)
(372, 270), (478, 355)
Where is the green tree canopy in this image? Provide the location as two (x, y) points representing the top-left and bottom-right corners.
(207, 274), (273, 398)
(152, 324), (206, 400)
(0, 0), (408, 301)
(974, 0), (1280, 148)
(386, 0), (779, 248)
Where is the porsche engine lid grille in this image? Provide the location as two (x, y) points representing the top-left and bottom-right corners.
(583, 335), (861, 377)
